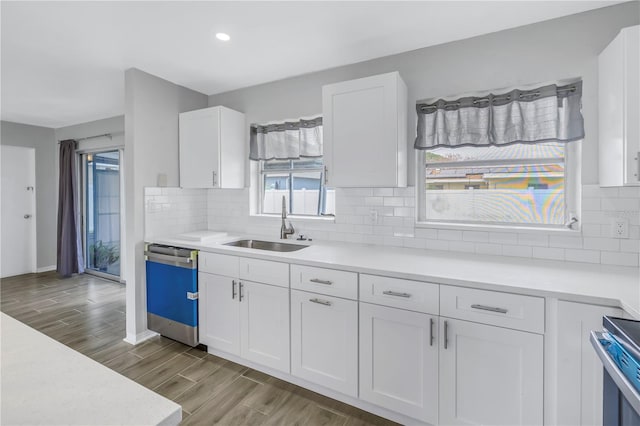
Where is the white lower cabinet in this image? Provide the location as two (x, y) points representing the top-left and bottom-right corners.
(439, 318), (544, 426)
(198, 272), (240, 355)
(359, 302), (438, 424)
(239, 280), (290, 372)
(555, 301), (622, 426)
(198, 271), (290, 373)
(291, 289), (358, 397)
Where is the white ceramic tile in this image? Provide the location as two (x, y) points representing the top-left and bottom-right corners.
(383, 197), (404, 207)
(372, 188), (394, 197)
(549, 235), (584, 249)
(475, 243), (503, 256)
(488, 232), (518, 245)
(601, 251), (639, 267)
(532, 247), (565, 261)
(462, 231), (489, 243)
(564, 249), (601, 264)
(583, 237), (620, 252)
(448, 241), (475, 253)
(437, 230), (463, 241)
(620, 239), (640, 253)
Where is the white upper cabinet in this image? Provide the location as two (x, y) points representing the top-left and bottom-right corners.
(599, 25), (640, 187)
(322, 72), (407, 188)
(179, 105), (246, 189)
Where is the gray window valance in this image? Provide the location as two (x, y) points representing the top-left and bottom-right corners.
(249, 117), (323, 161)
(414, 81), (584, 150)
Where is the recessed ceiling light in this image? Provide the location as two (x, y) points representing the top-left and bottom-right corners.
(215, 33), (231, 42)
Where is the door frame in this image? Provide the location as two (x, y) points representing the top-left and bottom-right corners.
(78, 147), (124, 282)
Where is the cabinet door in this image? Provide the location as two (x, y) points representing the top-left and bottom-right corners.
(323, 72), (406, 188)
(556, 301), (621, 426)
(239, 281), (290, 373)
(291, 289), (358, 397)
(623, 26), (639, 185)
(198, 272), (239, 355)
(179, 107), (220, 188)
(439, 318), (543, 426)
(359, 303), (438, 424)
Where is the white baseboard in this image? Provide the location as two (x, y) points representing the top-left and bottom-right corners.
(36, 265), (56, 273)
(123, 329), (159, 346)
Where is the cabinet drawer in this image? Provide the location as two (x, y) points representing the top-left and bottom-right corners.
(360, 274), (439, 315)
(440, 286), (544, 334)
(290, 265), (358, 300)
(239, 258), (289, 288)
(199, 252), (239, 277)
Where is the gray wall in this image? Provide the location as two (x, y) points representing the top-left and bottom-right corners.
(55, 116), (124, 149)
(208, 2), (640, 185)
(123, 68), (207, 341)
(1, 121), (57, 269)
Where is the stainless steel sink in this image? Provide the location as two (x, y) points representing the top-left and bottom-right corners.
(223, 239), (307, 252)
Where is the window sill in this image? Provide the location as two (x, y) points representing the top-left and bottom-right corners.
(415, 221), (580, 235)
(250, 214), (336, 223)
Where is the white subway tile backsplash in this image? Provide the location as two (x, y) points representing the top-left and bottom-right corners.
(144, 182), (638, 267)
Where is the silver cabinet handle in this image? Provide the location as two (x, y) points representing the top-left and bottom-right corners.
(239, 282), (244, 301)
(429, 318), (434, 346)
(382, 290), (411, 298)
(309, 298), (332, 306)
(444, 320), (449, 349)
(232, 280), (237, 300)
(471, 304), (508, 314)
(212, 171), (217, 186)
(310, 278), (333, 285)
(635, 152), (639, 179)
(323, 166), (328, 185)
(23, 214), (32, 219)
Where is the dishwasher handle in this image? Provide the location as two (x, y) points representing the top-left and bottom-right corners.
(145, 251), (197, 269)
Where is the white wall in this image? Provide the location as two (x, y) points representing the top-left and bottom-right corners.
(208, 2), (640, 185)
(124, 68), (207, 343)
(0, 121), (56, 270)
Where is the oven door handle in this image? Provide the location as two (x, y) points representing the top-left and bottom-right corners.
(590, 331), (640, 417)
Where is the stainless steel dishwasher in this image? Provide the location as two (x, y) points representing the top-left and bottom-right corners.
(144, 243), (198, 346)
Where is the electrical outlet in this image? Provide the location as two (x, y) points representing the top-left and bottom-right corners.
(611, 217), (629, 239)
(368, 210), (378, 225)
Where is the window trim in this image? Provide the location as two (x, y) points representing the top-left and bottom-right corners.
(415, 140), (582, 233)
(257, 159), (331, 217)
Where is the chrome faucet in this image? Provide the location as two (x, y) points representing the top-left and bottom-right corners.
(280, 196), (295, 239)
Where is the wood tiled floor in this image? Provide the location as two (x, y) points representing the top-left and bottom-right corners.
(1, 272), (398, 426)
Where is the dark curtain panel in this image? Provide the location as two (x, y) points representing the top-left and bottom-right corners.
(57, 140), (84, 277)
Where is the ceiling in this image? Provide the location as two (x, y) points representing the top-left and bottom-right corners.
(0, 1), (624, 128)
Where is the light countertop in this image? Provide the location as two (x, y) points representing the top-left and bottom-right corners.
(1, 313), (181, 426)
(150, 233), (640, 318)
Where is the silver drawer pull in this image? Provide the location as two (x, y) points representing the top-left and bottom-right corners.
(309, 278), (333, 285)
(382, 290), (411, 298)
(309, 298), (332, 306)
(471, 304), (508, 314)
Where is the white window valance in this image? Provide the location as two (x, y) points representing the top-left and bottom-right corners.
(414, 81), (584, 149)
(249, 117), (323, 161)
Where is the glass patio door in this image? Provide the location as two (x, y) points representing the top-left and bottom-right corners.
(83, 150), (121, 278)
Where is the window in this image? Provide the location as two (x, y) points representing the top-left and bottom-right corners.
(418, 141), (579, 229)
(260, 158), (335, 216)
